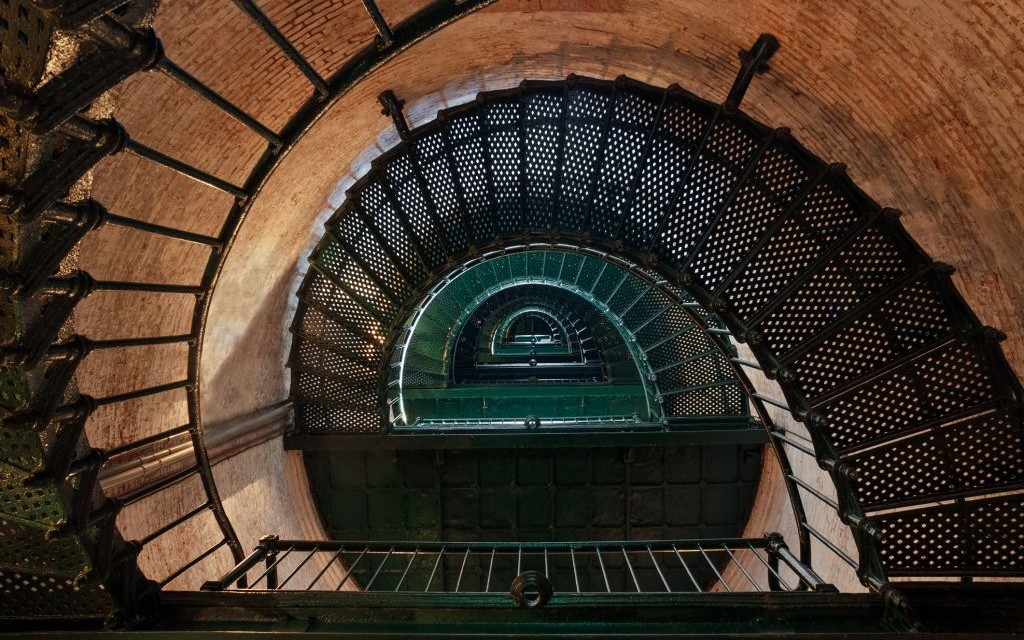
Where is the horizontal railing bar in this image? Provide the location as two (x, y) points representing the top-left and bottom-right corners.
(771, 429), (816, 457)
(139, 501), (211, 546)
(120, 464), (200, 506)
(88, 333), (194, 350)
(125, 139), (247, 198)
(789, 474), (839, 509)
(752, 393), (790, 410)
(156, 57), (283, 147)
(230, 0), (328, 96)
(94, 378), (191, 406)
(93, 279), (204, 295)
(263, 538), (772, 553)
(802, 523), (857, 569)
(105, 211), (224, 246)
(286, 427), (768, 451)
(659, 379), (737, 397)
(160, 538), (228, 588)
(98, 422), (192, 459)
(730, 357), (762, 370)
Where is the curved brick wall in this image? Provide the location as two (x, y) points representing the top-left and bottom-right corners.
(73, 0), (1024, 589)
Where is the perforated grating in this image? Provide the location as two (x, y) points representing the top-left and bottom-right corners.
(0, 569), (112, 619)
(851, 410), (1024, 510)
(876, 494), (1024, 576)
(289, 75), (1023, 581)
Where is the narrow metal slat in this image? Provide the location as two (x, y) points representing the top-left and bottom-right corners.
(278, 546), (320, 590)
(722, 544), (761, 592)
(595, 546), (611, 593)
(803, 523), (858, 569)
(229, 0), (328, 95)
(622, 546), (641, 592)
(647, 545), (672, 593)
(248, 546), (295, 589)
(672, 545), (702, 592)
(138, 501), (210, 546)
(335, 547), (369, 591)
(95, 378), (191, 406)
(307, 547), (345, 591)
(424, 548), (445, 592)
(454, 548), (471, 592)
(105, 211), (223, 247)
(748, 544), (794, 591)
(125, 139), (246, 198)
(359, 0), (395, 47)
(93, 279), (204, 295)
(570, 547), (581, 593)
(698, 544), (732, 592)
(156, 57), (281, 146)
(160, 538), (228, 588)
(484, 547), (496, 592)
(394, 548), (419, 591)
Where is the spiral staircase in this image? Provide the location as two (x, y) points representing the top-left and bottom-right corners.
(0, 0), (1022, 636)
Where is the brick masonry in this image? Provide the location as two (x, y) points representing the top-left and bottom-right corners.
(73, 0), (1024, 589)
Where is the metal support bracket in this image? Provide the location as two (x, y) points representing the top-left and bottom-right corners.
(725, 33), (779, 112)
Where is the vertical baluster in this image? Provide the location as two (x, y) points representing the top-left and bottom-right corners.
(364, 547), (394, 590)
(699, 544), (731, 592)
(455, 548), (471, 592)
(647, 545), (672, 593)
(595, 546), (611, 593)
(424, 548), (445, 592)
(335, 547), (369, 591)
(277, 546), (319, 590)
(484, 547), (496, 592)
(722, 545), (761, 592)
(307, 547), (344, 590)
(672, 545), (701, 592)
(394, 548), (419, 592)
(621, 546), (641, 593)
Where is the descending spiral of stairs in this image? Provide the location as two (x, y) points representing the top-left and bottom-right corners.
(0, 0), (1022, 633)
(289, 74), (1024, 585)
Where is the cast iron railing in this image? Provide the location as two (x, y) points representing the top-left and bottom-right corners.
(2, 0), (1021, 628)
(201, 534), (836, 602)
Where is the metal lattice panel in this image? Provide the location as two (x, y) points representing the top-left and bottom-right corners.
(0, 569), (112, 620)
(876, 494), (1024, 576)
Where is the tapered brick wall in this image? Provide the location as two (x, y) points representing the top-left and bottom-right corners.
(74, 0), (1023, 589)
